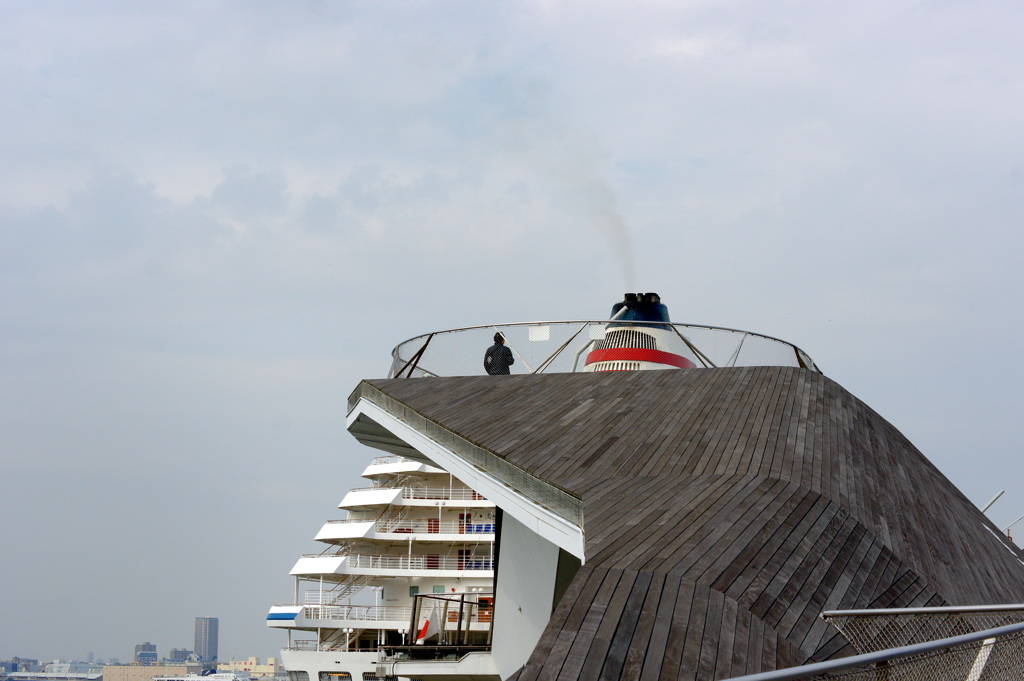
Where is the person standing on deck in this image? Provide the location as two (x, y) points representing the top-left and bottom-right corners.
(484, 332), (514, 375)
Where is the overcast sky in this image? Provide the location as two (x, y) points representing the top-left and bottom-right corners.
(2, 0), (1023, 664)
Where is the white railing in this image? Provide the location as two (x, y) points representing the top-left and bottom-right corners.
(283, 640), (321, 651)
(344, 553), (494, 571)
(300, 576), (372, 605)
(347, 486), (488, 502)
(376, 518), (495, 534)
(321, 518), (495, 534)
(283, 641), (378, 653)
(380, 518), (495, 532)
(299, 553), (494, 571)
(303, 605), (413, 622)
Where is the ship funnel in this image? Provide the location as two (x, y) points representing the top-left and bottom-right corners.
(583, 293), (697, 372)
(609, 292), (670, 324)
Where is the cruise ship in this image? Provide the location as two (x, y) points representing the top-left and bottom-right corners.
(270, 293), (1024, 681)
(268, 455), (496, 680)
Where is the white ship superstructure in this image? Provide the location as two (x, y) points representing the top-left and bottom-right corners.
(268, 455), (495, 681)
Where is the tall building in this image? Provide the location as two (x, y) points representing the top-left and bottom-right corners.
(193, 617), (218, 662)
(133, 643), (156, 666)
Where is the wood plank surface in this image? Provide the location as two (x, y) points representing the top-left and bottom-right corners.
(360, 367), (1024, 680)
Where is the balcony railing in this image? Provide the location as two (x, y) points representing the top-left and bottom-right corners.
(349, 553), (493, 571)
(301, 553), (494, 571)
(347, 486), (488, 502)
(303, 605), (413, 622)
(299, 603), (496, 626)
(323, 518), (495, 535)
(283, 640), (379, 653)
(379, 320), (820, 380)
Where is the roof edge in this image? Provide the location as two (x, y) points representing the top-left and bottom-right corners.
(347, 380), (584, 528)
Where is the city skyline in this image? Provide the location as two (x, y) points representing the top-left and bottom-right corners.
(0, 618), (225, 667)
(0, 654), (277, 668)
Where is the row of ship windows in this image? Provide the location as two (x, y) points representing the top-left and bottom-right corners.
(409, 585), (450, 596)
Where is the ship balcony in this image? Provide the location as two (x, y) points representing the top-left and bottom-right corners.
(291, 552), (495, 578)
(319, 604), (492, 631)
(268, 604), (412, 630)
(339, 485), (491, 510)
(316, 518), (496, 543)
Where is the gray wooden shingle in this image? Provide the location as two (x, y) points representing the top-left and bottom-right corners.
(355, 367), (1024, 680)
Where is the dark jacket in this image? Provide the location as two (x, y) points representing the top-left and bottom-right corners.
(484, 342), (514, 375)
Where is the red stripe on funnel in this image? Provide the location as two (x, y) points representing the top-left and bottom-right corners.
(585, 348), (697, 369)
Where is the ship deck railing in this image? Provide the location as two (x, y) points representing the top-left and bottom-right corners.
(346, 485), (488, 502)
(323, 518), (495, 534)
(381, 319), (820, 380)
(293, 583), (372, 606)
(300, 604), (413, 622)
(295, 604), (495, 626)
(281, 641), (381, 653)
(299, 552), (494, 571)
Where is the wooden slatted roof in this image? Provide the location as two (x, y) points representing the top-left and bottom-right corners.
(353, 367), (1024, 680)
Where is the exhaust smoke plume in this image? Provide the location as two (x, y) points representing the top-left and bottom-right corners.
(570, 174), (636, 290)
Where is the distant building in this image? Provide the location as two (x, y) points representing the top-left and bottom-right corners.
(103, 664), (202, 681)
(216, 658), (281, 678)
(7, 662), (102, 681)
(8, 661), (40, 673)
(166, 650), (193, 663)
(43, 664), (101, 675)
(134, 643), (157, 666)
(194, 617), (218, 663)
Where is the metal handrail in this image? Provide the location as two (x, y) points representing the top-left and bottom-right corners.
(302, 605), (413, 621)
(322, 518), (495, 535)
(283, 641), (380, 653)
(346, 486), (488, 501)
(385, 319), (820, 379)
(299, 553), (495, 571)
(300, 603), (495, 625)
(722, 620), (1024, 681)
(824, 604), (1024, 617)
(392, 320), (813, 360)
(377, 518), (494, 534)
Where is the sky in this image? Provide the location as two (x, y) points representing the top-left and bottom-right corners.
(2, 0), (1023, 665)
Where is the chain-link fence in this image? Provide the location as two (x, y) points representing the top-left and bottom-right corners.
(824, 606), (1024, 654)
(724, 606), (1024, 681)
(388, 321), (820, 379)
